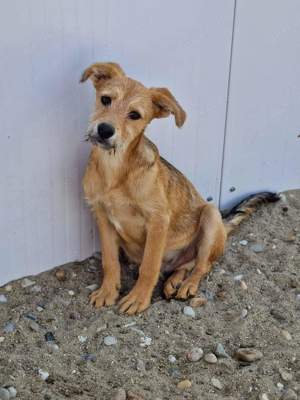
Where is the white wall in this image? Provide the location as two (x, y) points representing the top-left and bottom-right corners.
(0, 0), (299, 285)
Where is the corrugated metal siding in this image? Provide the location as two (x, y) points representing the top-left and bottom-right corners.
(0, 0), (299, 285)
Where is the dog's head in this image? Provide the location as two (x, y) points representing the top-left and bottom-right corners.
(80, 62), (186, 151)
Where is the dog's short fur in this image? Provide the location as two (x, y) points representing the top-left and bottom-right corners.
(81, 62), (278, 315)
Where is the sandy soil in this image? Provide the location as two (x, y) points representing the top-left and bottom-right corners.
(0, 190), (299, 400)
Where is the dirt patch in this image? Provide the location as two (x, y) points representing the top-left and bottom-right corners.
(0, 190), (299, 400)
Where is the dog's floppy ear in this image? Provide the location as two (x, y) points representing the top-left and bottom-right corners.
(150, 87), (186, 127)
(80, 62), (125, 87)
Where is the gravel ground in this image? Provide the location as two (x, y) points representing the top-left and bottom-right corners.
(0, 190), (299, 400)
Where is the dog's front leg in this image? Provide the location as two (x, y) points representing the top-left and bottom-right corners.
(119, 215), (169, 315)
(89, 208), (121, 308)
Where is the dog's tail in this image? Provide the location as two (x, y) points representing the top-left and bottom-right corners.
(222, 192), (281, 235)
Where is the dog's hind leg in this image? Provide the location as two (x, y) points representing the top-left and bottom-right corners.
(176, 204), (226, 300)
(164, 260), (195, 299)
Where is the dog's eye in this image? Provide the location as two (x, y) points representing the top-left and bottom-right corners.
(128, 111), (141, 120)
(101, 96), (111, 106)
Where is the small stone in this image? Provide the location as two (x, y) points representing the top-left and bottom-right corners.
(7, 387), (17, 398)
(281, 389), (298, 400)
(3, 321), (16, 333)
(202, 289), (214, 300)
(279, 368), (293, 382)
(96, 324), (107, 332)
(277, 382), (284, 390)
(69, 312), (81, 320)
(0, 294), (8, 303)
(104, 335), (117, 346)
(68, 290), (75, 296)
(183, 306), (195, 318)
(204, 353), (218, 364)
(215, 343), (229, 358)
(259, 394), (269, 400)
(5, 285), (12, 292)
(113, 388), (127, 400)
(177, 380), (192, 390)
(81, 353), (96, 362)
(241, 308), (248, 318)
(239, 240), (248, 246)
(281, 330), (292, 340)
(211, 377), (222, 390)
(29, 321), (40, 332)
(30, 285), (42, 293)
(234, 274), (244, 281)
(85, 284), (98, 291)
(45, 332), (55, 342)
(0, 388), (10, 400)
(78, 335), (88, 343)
(235, 348), (263, 362)
(55, 268), (66, 281)
(127, 391), (145, 400)
(140, 336), (152, 347)
(296, 293), (300, 301)
(21, 278), (35, 288)
(37, 306), (44, 312)
(250, 243), (264, 253)
(0, 337), (4, 343)
(38, 369), (49, 381)
(240, 280), (248, 290)
(24, 312), (38, 321)
(286, 232), (296, 242)
(47, 342), (59, 353)
(186, 347), (204, 362)
(189, 297), (207, 308)
(168, 355), (176, 363)
(136, 359), (146, 372)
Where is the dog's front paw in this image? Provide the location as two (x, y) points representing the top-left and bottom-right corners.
(118, 287), (151, 315)
(89, 284), (119, 308)
(175, 278), (198, 300)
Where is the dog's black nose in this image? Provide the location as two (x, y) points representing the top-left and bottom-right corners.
(97, 123), (115, 140)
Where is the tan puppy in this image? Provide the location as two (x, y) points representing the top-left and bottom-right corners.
(81, 62), (277, 315)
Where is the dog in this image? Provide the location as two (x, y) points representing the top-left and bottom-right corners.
(81, 62), (279, 315)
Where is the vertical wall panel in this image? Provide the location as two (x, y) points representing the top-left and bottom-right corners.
(220, 0), (300, 209)
(0, 0), (235, 285)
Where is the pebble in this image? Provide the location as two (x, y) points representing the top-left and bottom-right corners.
(86, 284), (98, 291)
(29, 321), (40, 332)
(140, 336), (152, 347)
(136, 359), (146, 372)
(47, 342), (59, 353)
(277, 382), (284, 390)
(250, 243), (264, 253)
(113, 388), (127, 400)
(235, 348), (263, 362)
(240, 280), (248, 290)
(45, 332), (55, 342)
(37, 306), (44, 312)
(30, 285), (42, 293)
(177, 380), (192, 390)
(55, 268), (66, 281)
(189, 297), (207, 307)
(168, 355), (176, 363)
(186, 347), (204, 362)
(68, 290), (75, 296)
(7, 387), (17, 398)
(24, 312), (38, 321)
(78, 335), (88, 343)
(0, 295), (7, 304)
(279, 368), (293, 382)
(296, 294), (300, 301)
(215, 343), (229, 358)
(281, 389), (298, 400)
(0, 337), (4, 343)
(239, 240), (248, 246)
(211, 377), (222, 390)
(38, 369), (49, 381)
(0, 388), (10, 400)
(259, 394), (269, 400)
(96, 324), (107, 332)
(281, 330), (292, 340)
(127, 391), (145, 400)
(202, 289), (214, 300)
(204, 353), (218, 364)
(5, 285), (12, 292)
(241, 308), (248, 319)
(21, 278), (36, 288)
(286, 232), (296, 242)
(234, 274), (244, 281)
(183, 306), (195, 318)
(81, 353), (96, 362)
(3, 322), (16, 333)
(104, 335), (117, 346)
